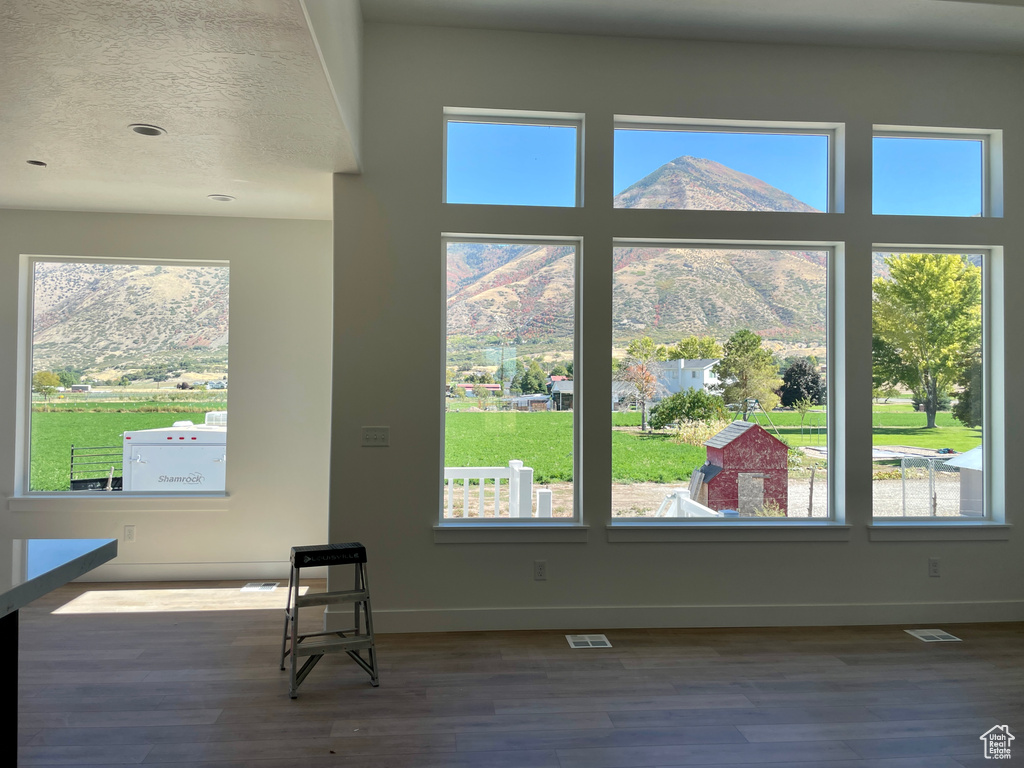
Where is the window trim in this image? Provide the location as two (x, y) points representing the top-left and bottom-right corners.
(869, 245), (1002, 523)
(443, 107), (585, 208)
(608, 239), (841, 526)
(15, 254), (230, 499)
(872, 126), (1003, 218)
(440, 234), (584, 527)
(614, 115), (844, 214)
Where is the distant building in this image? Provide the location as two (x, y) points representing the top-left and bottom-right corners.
(943, 446), (983, 517)
(70, 384), (92, 392)
(652, 358), (719, 397)
(694, 421), (789, 516)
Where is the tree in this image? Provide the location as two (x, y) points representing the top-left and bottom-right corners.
(616, 336), (667, 430)
(713, 329), (781, 415)
(792, 397), (815, 430)
(872, 253), (981, 428)
(778, 357), (823, 407)
(518, 360), (547, 394)
(667, 335), (723, 360)
(55, 368), (81, 389)
(952, 360), (983, 428)
(649, 389), (729, 430)
(32, 371), (60, 401)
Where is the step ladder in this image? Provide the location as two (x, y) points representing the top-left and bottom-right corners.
(279, 542), (379, 697)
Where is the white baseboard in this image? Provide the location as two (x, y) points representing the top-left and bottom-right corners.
(359, 600), (1024, 634)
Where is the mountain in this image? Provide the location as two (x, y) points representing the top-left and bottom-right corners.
(32, 262), (229, 373)
(613, 156), (820, 212)
(612, 245), (827, 344)
(447, 156), (829, 355)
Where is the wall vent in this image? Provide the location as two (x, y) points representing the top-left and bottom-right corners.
(566, 634), (612, 648)
(905, 628), (962, 642)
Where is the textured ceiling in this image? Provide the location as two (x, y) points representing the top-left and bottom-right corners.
(0, 0), (353, 220)
(362, 0), (1024, 53)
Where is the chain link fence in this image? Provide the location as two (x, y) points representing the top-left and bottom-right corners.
(895, 456), (961, 517)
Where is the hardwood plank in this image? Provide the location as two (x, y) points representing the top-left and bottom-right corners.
(15, 582), (1024, 768)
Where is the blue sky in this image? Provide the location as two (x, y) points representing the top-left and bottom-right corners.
(873, 137), (983, 216)
(446, 122), (577, 206)
(446, 121), (983, 215)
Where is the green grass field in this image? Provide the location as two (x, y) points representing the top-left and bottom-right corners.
(30, 408), (225, 491)
(29, 401), (982, 491)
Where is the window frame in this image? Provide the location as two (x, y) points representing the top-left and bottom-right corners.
(614, 116), (845, 214)
(607, 238), (841, 528)
(872, 126), (1003, 218)
(868, 246), (1003, 526)
(14, 254), (231, 501)
(443, 107), (585, 208)
(438, 234), (584, 530)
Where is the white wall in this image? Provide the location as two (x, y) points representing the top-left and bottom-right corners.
(0, 210), (333, 579)
(330, 24), (1024, 632)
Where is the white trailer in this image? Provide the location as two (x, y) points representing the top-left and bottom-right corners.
(121, 412), (227, 492)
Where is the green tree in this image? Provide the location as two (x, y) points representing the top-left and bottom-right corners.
(667, 335), (723, 360)
(952, 360), (983, 428)
(792, 397), (815, 430)
(649, 389), (729, 430)
(616, 336), (667, 430)
(713, 329), (781, 415)
(872, 253), (981, 429)
(32, 371), (61, 401)
(779, 357), (823, 407)
(519, 360), (547, 394)
(55, 368), (81, 389)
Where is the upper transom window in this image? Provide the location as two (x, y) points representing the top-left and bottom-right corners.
(873, 127), (1001, 217)
(614, 117), (840, 213)
(444, 109), (583, 207)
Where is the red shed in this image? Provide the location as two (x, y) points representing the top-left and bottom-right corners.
(695, 421), (789, 516)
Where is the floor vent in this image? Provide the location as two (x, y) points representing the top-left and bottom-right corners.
(566, 634), (612, 649)
(905, 628), (962, 642)
(241, 582), (279, 592)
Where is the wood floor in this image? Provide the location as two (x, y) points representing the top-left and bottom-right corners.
(16, 580), (1024, 767)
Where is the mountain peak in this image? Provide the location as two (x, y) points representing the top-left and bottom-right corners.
(615, 155), (819, 213)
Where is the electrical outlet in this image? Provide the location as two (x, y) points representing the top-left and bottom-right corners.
(534, 560), (547, 581)
(928, 557), (940, 577)
(124, 524), (136, 543)
(361, 426), (390, 447)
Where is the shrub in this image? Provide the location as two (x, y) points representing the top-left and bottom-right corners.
(649, 389), (729, 430)
(671, 418), (732, 447)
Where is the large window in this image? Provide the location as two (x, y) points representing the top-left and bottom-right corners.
(445, 110), (582, 207)
(443, 238), (578, 522)
(614, 118), (836, 212)
(871, 250), (987, 518)
(24, 258), (229, 494)
(611, 243), (830, 520)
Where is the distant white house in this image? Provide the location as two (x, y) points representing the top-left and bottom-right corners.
(652, 358), (719, 397)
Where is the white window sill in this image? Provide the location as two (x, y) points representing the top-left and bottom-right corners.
(607, 521), (851, 543)
(8, 493), (230, 513)
(868, 521), (1010, 541)
(433, 523), (589, 543)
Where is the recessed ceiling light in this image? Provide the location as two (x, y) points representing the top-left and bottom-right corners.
(26, 160), (47, 167)
(129, 123), (166, 136)
(207, 194), (236, 202)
